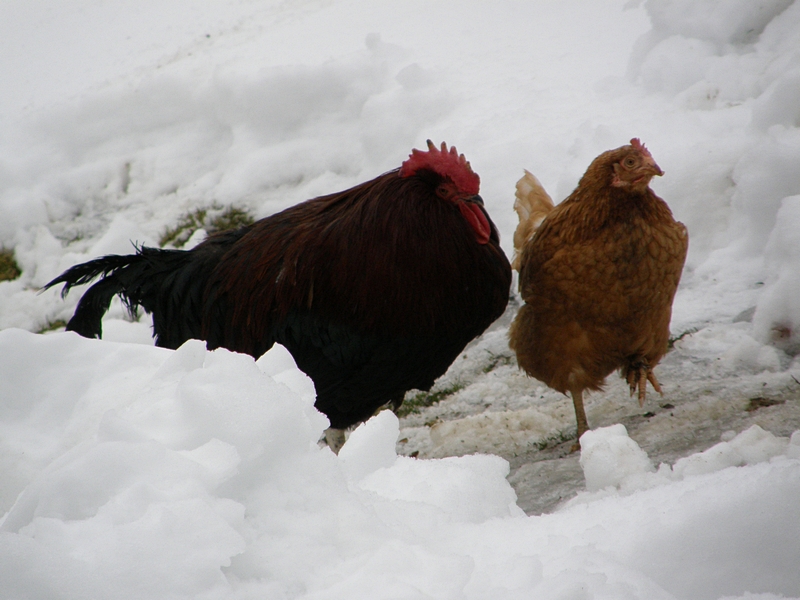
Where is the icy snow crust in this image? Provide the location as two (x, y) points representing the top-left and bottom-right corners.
(2, 0), (800, 598)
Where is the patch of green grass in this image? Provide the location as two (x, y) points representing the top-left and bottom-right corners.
(37, 318), (68, 334)
(482, 350), (514, 373)
(208, 206), (255, 233)
(667, 327), (698, 350)
(745, 397), (785, 412)
(395, 382), (466, 418)
(159, 208), (209, 248)
(534, 429), (576, 451)
(159, 204), (255, 248)
(0, 248), (21, 281)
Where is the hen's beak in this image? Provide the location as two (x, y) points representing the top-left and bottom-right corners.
(645, 157), (664, 177)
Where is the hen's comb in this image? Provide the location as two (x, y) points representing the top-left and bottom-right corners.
(630, 138), (653, 157)
(399, 140), (480, 195)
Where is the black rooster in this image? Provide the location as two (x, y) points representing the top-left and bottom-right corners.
(45, 141), (512, 450)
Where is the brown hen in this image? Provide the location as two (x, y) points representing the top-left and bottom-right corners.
(508, 139), (688, 448)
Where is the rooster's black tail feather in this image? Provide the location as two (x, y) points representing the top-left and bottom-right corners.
(43, 247), (203, 347)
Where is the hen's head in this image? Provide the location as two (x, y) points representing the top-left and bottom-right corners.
(399, 140), (491, 244)
(605, 138), (664, 193)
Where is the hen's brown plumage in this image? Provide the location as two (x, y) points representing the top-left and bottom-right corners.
(509, 139), (688, 448)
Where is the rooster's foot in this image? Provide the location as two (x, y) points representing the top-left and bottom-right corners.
(322, 428), (347, 454)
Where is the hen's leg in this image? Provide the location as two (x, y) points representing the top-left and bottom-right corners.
(570, 388), (589, 452)
(623, 359), (663, 407)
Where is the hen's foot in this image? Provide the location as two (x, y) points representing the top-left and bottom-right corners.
(623, 360), (662, 407)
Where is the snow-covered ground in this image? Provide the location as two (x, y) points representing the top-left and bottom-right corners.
(2, 0), (800, 598)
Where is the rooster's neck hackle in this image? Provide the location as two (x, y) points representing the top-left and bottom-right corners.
(399, 140), (480, 196)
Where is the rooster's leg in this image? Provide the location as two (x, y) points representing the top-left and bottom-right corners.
(623, 359), (663, 407)
(323, 428), (347, 454)
(570, 388), (589, 452)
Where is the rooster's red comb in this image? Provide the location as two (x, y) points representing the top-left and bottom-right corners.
(630, 138), (653, 158)
(399, 140), (480, 195)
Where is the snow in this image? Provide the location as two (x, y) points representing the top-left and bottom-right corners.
(578, 424), (654, 492)
(1, 0), (800, 597)
(2, 329), (799, 599)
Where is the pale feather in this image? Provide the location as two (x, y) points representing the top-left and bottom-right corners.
(511, 169), (555, 270)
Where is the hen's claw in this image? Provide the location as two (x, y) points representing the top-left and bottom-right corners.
(624, 360), (663, 407)
(647, 370), (662, 395)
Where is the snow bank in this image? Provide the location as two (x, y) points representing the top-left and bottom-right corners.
(0, 20), (452, 333)
(2, 330), (800, 599)
(632, 1), (800, 350)
(570, 423), (800, 600)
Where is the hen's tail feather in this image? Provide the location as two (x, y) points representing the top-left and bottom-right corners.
(511, 170), (554, 270)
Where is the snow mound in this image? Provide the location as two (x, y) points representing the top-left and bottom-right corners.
(1, 330), (800, 598)
(574, 421), (800, 498)
(579, 424), (654, 491)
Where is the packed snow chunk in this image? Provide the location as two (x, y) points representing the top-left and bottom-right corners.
(255, 341), (302, 377)
(644, 0), (793, 45)
(301, 539), (475, 600)
(178, 438), (241, 486)
(0, 329), (172, 512)
(633, 0), (798, 106)
(729, 424), (791, 464)
(338, 410), (399, 481)
(638, 34), (718, 95)
(677, 323), (783, 374)
(256, 342), (317, 406)
(86, 214), (154, 258)
(728, 130), (800, 259)
(719, 595), (800, 600)
(790, 431), (800, 459)
(624, 458), (800, 600)
(124, 340), (328, 458)
(99, 318), (155, 345)
(754, 194), (800, 355)
(579, 424), (654, 492)
(0, 328), (344, 597)
(671, 425), (789, 478)
(359, 453), (524, 524)
(720, 332), (783, 372)
(0, 437), (246, 597)
(752, 71), (800, 130)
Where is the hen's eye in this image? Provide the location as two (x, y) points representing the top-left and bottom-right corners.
(623, 157), (637, 168)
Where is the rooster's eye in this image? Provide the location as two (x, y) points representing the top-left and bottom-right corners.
(436, 185), (452, 200)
